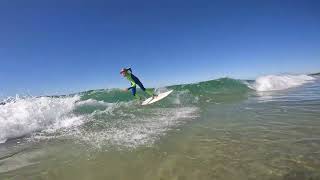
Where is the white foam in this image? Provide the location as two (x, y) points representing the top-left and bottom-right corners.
(75, 99), (113, 107)
(170, 90), (199, 105)
(0, 94), (199, 149)
(71, 106), (199, 148)
(0, 96), (83, 143)
(253, 74), (315, 91)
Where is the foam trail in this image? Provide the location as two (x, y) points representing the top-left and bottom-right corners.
(253, 74), (315, 91)
(0, 96), (82, 143)
(75, 106), (199, 148)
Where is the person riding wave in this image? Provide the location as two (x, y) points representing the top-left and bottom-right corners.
(120, 68), (156, 99)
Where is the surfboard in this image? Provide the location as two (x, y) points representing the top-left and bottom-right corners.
(142, 90), (174, 105)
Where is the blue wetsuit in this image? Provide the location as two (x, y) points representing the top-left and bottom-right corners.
(127, 74), (146, 96)
(124, 68), (152, 97)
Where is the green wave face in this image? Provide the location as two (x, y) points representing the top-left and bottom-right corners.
(169, 78), (250, 103)
(80, 89), (135, 102)
(1, 75), (320, 180)
(80, 78), (251, 105)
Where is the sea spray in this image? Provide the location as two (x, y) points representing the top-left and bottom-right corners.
(253, 74), (315, 91)
(0, 96), (83, 143)
(0, 74), (317, 145)
(0, 74), (319, 179)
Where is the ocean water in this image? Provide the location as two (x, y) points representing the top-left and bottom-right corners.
(0, 74), (319, 180)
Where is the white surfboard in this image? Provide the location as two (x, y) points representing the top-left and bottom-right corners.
(142, 90), (174, 105)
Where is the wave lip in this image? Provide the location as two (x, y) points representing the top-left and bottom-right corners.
(253, 74), (315, 92)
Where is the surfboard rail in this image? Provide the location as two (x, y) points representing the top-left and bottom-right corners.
(141, 90), (174, 105)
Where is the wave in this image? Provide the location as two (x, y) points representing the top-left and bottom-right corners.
(79, 75), (317, 104)
(0, 78), (248, 144)
(0, 96), (83, 143)
(0, 74), (317, 146)
(0, 95), (199, 147)
(252, 74), (315, 91)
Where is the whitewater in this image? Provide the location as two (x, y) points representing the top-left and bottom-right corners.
(0, 74), (316, 145)
(0, 74), (319, 179)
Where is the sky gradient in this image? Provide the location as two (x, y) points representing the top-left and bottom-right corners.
(1, 0), (320, 96)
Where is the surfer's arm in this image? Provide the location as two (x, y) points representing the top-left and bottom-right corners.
(127, 82), (136, 90)
(125, 73), (136, 90)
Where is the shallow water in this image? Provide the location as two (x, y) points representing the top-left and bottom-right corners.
(0, 76), (320, 180)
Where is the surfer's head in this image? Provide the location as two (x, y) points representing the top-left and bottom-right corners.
(120, 68), (127, 76)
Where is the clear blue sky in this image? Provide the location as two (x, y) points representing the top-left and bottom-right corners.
(1, 0), (319, 96)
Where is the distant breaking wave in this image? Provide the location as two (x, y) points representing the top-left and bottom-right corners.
(252, 74), (315, 91)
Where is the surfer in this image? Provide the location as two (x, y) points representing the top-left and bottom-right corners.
(120, 68), (156, 99)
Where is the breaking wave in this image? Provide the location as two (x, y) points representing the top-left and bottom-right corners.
(253, 74), (315, 91)
(0, 74), (317, 147)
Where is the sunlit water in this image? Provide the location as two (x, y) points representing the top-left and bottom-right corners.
(0, 77), (319, 180)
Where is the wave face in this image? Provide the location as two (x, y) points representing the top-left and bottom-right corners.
(0, 74), (317, 146)
(252, 74), (315, 91)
